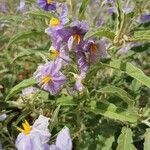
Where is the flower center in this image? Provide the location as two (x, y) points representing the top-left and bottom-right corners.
(47, 0), (53, 4)
(41, 75), (52, 85)
(49, 18), (60, 26)
(73, 34), (81, 44)
(50, 49), (60, 59)
(90, 43), (98, 54)
(17, 120), (32, 135)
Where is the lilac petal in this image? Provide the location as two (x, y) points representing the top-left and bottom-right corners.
(68, 36), (74, 50)
(137, 14), (150, 23)
(16, 133), (42, 150)
(22, 87), (39, 97)
(49, 145), (58, 150)
(51, 60), (62, 75)
(60, 4), (69, 24)
(56, 127), (72, 150)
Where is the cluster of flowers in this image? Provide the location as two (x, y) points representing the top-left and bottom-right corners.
(33, 0), (150, 95)
(15, 115), (72, 150)
(34, 0), (111, 95)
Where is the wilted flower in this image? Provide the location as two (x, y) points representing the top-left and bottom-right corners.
(74, 73), (86, 92)
(76, 51), (89, 73)
(0, 113), (7, 121)
(37, 0), (57, 11)
(49, 127), (72, 150)
(16, 115), (51, 150)
(84, 38), (109, 64)
(34, 60), (66, 95)
(21, 87), (39, 97)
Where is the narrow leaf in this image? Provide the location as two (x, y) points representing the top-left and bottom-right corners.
(27, 10), (53, 18)
(84, 27), (115, 40)
(7, 30), (44, 48)
(144, 129), (150, 150)
(79, 0), (91, 19)
(6, 77), (37, 100)
(50, 105), (61, 131)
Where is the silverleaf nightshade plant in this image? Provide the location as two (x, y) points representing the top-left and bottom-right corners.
(1, 0), (150, 149)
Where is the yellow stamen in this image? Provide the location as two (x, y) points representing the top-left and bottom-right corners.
(47, 0), (53, 4)
(49, 18), (60, 27)
(90, 43), (98, 54)
(50, 49), (60, 59)
(41, 75), (52, 85)
(17, 120), (32, 135)
(73, 34), (81, 44)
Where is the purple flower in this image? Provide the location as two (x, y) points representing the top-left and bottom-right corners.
(122, 0), (134, 14)
(16, 115), (51, 150)
(137, 14), (150, 23)
(34, 60), (66, 95)
(37, 0), (56, 11)
(49, 127), (72, 150)
(96, 16), (104, 27)
(17, 0), (28, 13)
(0, 1), (8, 13)
(102, 0), (134, 14)
(49, 44), (70, 64)
(21, 87), (39, 97)
(0, 114), (7, 121)
(48, 3), (69, 29)
(45, 4), (70, 47)
(68, 21), (89, 50)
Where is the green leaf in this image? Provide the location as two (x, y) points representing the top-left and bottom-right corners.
(84, 27), (115, 40)
(13, 110), (31, 126)
(98, 85), (135, 108)
(117, 127), (136, 150)
(116, 0), (124, 31)
(96, 135), (115, 150)
(78, 0), (91, 19)
(109, 59), (150, 88)
(27, 10), (53, 18)
(6, 77), (37, 100)
(11, 49), (36, 63)
(50, 105), (61, 131)
(144, 129), (150, 150)
(7, 30), (44, 48)
(131, 30), (150, 42)
(56, 95), (77, 106)
(0, 15), (22, 22)
(88, 101), (139, 123)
